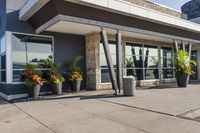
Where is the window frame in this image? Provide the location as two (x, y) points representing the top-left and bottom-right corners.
(0, 33), (6, 83)
(160, 45), (175, 79)
(99, 40), (176, 84)
(125, 42), (160, 80)
(99, 41), (117, 84)
(10, 32), (54, 84)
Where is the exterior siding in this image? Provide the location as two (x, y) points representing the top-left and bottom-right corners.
(28, 0), (200, 41)
(44, 32), (86, 90)
(6, 0), (35, 34)
(0, 32), (86, 95)
(0, 0), (6, 36)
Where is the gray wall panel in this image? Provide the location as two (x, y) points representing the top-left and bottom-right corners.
(6, 11), (35, 34)
(45, 32), (86, 90)
(0, 0), (6, 36)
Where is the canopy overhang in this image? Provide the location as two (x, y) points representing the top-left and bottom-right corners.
(20, 0), (200, 43)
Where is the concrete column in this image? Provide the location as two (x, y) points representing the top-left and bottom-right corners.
(85, 32), (101, 90)
(100, 29), (118, 94)
(116, 31), (123, 93)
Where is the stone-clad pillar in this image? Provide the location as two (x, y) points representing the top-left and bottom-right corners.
(85, 32), (101, 90)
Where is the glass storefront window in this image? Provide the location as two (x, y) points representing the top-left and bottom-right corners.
(0, 36), (6, 54)
(12, 34), (53, 82)
(100, 42), (116, 83)
(145, 69), (159, 80)
(161, 47), (174, 79)
(125, 43), (159, 80)
(100, 42), (175, 83)
(0, 35), (6, 82)
(190, 51), (197, 80)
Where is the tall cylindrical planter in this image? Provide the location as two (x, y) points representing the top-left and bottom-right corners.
(72, 79), (82, 93)
(176, 72), (189, 88)
(52, 82), (62, 96)
(28, 84), (41, 99)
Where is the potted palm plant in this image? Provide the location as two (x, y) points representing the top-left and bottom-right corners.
(64, 55), (83, 92)
(23, 64), (43, 99)
(40, 56), (64, 95)
(126, 58), (134, 76)
(174, 50), (196, 87)
(70, 71), (83, 92)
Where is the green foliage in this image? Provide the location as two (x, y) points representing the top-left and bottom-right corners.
(40, 55), (64, 84)
(63, 55), (83, 80)
(174, 50), (196, 75)
(126, 58), (134, 68)
(63, 55), (83, 72)
(40, 55), (59, 74)
(23, 64), (42, 88)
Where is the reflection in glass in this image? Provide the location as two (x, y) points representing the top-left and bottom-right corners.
(147, 57), (158, 68)
(161, 69), (174, 79)
(161, 47), (173, 58)
(1, 55), (6, 69)
(100, 42), (116, 68)
(1, 71), (6, 82)
(126, 68), (143, 80)
(145, 69), (159, 80)
(101, 69), (117, 83)
(144, 45), (158, 57)
(0, 36), (6, 54)
(13, 70), (24, 82)
(12, 34), (53, 69)
(161, 58), (173, 68)
(126, 43), (142, 56)
(190, 51), (197, 80)
(126, 56), (143, 68)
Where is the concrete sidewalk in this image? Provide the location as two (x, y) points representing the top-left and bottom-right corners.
(0, 85), (200, 133)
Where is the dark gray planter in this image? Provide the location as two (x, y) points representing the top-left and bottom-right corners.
(176, 72), (189, 88)
(28, 84), (41, 99)
(72, 79), (82, 93)
(52, 82), (62, 96)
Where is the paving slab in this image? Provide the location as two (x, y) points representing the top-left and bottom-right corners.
(1, 85), (200, 133)
(98, 84), (200, 116)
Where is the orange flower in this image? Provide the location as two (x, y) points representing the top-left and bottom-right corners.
(33, 75), (42, 84)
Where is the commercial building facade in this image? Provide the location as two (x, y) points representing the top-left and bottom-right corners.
(1, 0), (200, 100)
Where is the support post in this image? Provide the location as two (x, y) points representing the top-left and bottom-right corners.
(180, 41), (185, 51)
(188, 42), (192, 57)
(116, 30), (123, 94)
(187, 42), (192, 84)
(100, 28), (118, 95)
(173, 40), (178, 52)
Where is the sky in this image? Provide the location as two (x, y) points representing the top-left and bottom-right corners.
(149, 0), (191, 11)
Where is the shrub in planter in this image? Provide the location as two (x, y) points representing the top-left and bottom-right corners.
(51, 73), (65, 95)
(174, 50), (196, 88)
(70, 71), (83, 92)
(40, 56), (64, 95)
(23, 64), (43, 99)
(63, 55), (83, 92)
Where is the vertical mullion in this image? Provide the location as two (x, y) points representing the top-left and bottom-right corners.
(158, 45), (161, 80)
(142, 44), (145, 80)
